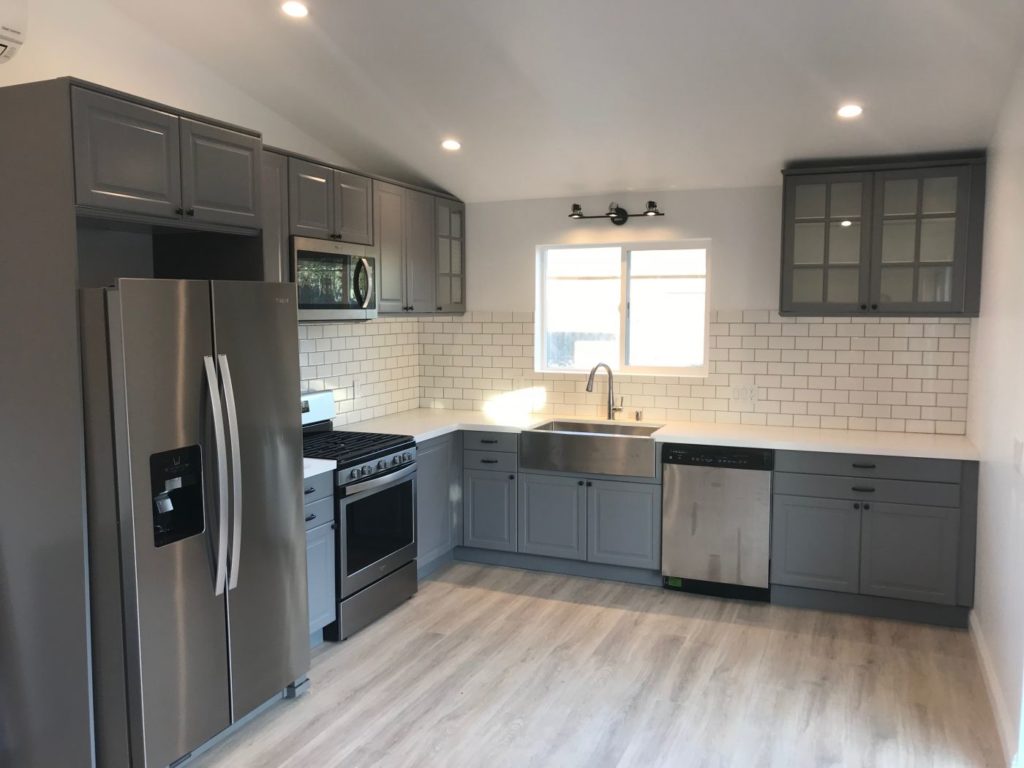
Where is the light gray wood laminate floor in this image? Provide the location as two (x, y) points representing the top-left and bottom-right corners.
(192, 563), (1002, 768)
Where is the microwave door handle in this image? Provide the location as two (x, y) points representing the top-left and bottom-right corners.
(356, 257), (372, 309)
(218, 354), (243, 590)
(204, 356), (230, 596)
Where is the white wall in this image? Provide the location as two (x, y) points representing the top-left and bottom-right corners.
(968, 52), (1024, 767)
(0, 0), (350, 165)
(467, 186), (780, 312)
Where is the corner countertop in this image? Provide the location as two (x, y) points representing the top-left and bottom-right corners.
(303, 457), (336, 480)
(346, 408), (979, 462)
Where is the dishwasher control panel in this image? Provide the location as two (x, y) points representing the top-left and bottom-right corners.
(662, 443), (773, 471)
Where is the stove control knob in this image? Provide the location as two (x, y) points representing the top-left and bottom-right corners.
(349, 469), (359, 480)
(402, 452), (412, 462)
(376, 460), (386, 471)
(391, 456), (401, 466)
(360, 466), (372, 477)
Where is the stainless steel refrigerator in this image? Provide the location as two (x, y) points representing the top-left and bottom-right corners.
(80, 278), (309, 767)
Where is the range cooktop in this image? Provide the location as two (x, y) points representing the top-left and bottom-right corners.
(302, 430), (415, 469)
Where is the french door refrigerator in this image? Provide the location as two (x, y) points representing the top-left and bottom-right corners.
(80, 279), (309, 767)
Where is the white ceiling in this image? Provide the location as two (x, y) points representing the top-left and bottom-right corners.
(112, 0), (1024, 202)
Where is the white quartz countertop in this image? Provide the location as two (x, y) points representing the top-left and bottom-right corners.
(303, 457), (336, 480)
(347, 409), (979, 462)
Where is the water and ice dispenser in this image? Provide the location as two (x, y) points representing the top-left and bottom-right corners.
(149, 446), (205, 547)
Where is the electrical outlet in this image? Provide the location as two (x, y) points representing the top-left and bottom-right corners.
(731, 385), (758, 402)
(1013, 437), (1023, 477)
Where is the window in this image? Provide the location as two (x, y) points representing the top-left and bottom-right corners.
(536, 243), (709, 376)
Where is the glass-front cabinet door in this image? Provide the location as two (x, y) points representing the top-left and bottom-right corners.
(781, 172), (872, 314)
(869, 167), (970, 314)
(435, 198), (466, 313)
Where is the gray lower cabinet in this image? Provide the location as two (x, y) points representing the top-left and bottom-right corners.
(72, 87), (182, 219)
(770, 494), (861, 593)
(463, 468), (517, 551)
(306, 522), (336, 635)
(860, 502), (959, 604)
(180, 118), (261, 229)
(416, 433), (461, 568)
(587, 480), (661, 570)
(517, 473), (587, 561)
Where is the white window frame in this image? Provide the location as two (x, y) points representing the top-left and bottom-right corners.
(534, 240), (711, 377)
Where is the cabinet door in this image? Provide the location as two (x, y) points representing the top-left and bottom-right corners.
(180, 119), (261, 229)
(781, 172), (872, 314)
(416, 434), (457, 566)
(587, 480), (661, 569)
(770, 495), (860, 593)
(436, 198), (466, 313)
(288, 158), (333, 239)
(404, 188), (437, 313)
(463, 469), (516, 551)
(260, 151), (290, 282)
(860, 502), (959, 604)
(870, 166), (971, 314)
(517, 474), (587, 560)
(373, 181), (406, 313)
(333, 170), (373, 245)
(71, 87), (182, 219)
(306, 522), (336, 635)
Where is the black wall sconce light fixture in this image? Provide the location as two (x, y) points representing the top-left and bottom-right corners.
(568, 200), (664, 226)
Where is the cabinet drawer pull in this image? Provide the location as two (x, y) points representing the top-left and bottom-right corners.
(480, 439), (499, 444)
(509, 474), (515, 480)
(851, 463), (876, 470)
(304, 486), (316, 495)
(481, 459), (498, 464)
(304, 513), (316, 522)
(851, 486), (875, 493)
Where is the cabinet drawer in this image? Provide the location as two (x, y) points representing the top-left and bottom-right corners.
(774, 472), (960, 508)
(303, 496), (334, 531)
(775, 451), (959, 483)
(302, 471), (333, 504)
(464, 450), (517, 473)
(463, 431), (518, 453)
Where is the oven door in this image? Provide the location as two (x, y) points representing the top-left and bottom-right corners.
(337, 465), (416, 598)
(293, 236), (370, 321)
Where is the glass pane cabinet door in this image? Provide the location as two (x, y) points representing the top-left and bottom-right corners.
(783, 173), (871, 312)
(435, 199), (465, 312)
(870, 167), (969, 313)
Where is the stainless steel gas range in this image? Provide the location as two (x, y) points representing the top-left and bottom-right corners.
(300, 392), (417, 640)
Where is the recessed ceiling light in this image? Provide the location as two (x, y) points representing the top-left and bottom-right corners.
(441, 138), (461, 151)
(837, 103), (863, 119)
(281, 1), (308, 18)
(840, 220), (852, 227)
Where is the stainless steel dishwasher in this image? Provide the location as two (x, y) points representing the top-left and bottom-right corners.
(661, 444), (773, 601)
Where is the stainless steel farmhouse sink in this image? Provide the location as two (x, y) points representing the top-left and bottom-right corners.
(519, 420), (662, 478)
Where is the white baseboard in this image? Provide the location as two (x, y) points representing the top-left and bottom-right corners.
(969, 611), (1019, 767)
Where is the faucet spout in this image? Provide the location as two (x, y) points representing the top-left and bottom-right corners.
(585, 362), (622, 420)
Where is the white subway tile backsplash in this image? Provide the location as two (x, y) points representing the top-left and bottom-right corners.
(300, 310), (971, 435)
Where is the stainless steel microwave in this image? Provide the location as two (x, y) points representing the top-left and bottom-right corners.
(293, 236), (377, 321)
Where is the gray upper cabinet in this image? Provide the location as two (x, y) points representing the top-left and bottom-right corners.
(72, 87), (182, 219)
(781, 172), (872, 314)
(517, 474), (587, 561)
(288, 160), (374, 245)
(180, 118), (262, 229)
(436, 198), (466, 313)
(288, 158), (333, 239)
(770, 494), (861, 593)
(781, 154), (985, 316)
(405, 189), (437, 314)
(374, 180), (407, 313)
(463, 468), (517, 552)
(333, 170), (373, 245)
(587, 480), (661, 570)
(261, 150), (290, 282)
(860, 501), (959, 605)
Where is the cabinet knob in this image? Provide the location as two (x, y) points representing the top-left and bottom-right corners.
(586, 481), (592, 487)
(185, 208), (195, 216)
(508, 474), (515, 480)
(870, 304), (878, 310)
(175, 207), (184, 215)
(859, 304), (867, 310)
(853, 502), (861, 510)
(437, 306), (443, 311)
(578, 480), (584, 486)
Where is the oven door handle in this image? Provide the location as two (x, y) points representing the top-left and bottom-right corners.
(345, 464), (416, 496)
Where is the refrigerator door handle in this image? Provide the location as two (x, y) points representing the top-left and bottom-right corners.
(204, 355), (230, 596)
(219, 353), (243, 590)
